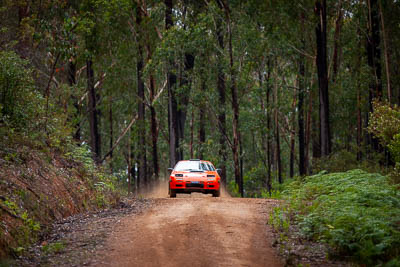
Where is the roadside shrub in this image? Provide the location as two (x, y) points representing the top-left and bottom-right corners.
(368, 100), (400, 184)
(272, 169), (400, 265)
(243, 164), (268, 197)
(65, 143), (120, 205)
(227, 180), (240, 197)
(261, 178), (298, 199)
(368, 100), (400, 146)
(0, 51), (44, 130)
(312, 149), (385, 175)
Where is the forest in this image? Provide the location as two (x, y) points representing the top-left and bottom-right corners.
(1, 0), (400, 265)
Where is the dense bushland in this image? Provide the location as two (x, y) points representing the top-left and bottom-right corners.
(0, 51), (120, 259)
(270, 170), (400, 265)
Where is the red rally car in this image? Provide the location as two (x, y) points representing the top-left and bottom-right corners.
(168, 159), (221, 198)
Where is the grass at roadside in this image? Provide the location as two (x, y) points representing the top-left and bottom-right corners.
(269, 169), (400, 266)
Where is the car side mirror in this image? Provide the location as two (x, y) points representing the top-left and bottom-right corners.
(168, 168), (173, 172)
(216, 169), (222, 175)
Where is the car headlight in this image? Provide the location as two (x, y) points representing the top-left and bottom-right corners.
(171, 173), (183, 181)
(207, 175), (215, 181)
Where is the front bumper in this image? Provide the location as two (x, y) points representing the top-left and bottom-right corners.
(169, 180), (220, 193)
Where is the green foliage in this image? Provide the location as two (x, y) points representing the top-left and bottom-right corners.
(1, 198), (41, 254)
(18, 211), (41, 249)
(389, 134), (400, 163)
(41, 241), (65, 255)
(94, 194), (108, 208)
(65, 143), (96, 173)
(313, 149), (385, 174)
(227, 180), (240, 197)
(368, 101), (400, 146)
(272, 170), (400, 265)
(243, 164), (268, 197)
(65, 143), (120, 206)
(0, 50), (72, 153)
(269, 206), (290, 233)
(368, 101), (400, 183)
(261, 178), (298, 199)
(0, 51), (44, 130)
(389, 135), (400, 184)
(2, 199), (19, 216)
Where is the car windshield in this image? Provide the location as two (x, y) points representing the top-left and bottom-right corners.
(200, 162), (209, 171)
(174, 161), (203, 172)
(206, 163), (215, 171)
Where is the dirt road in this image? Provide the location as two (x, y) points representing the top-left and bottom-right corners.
(17, 186), (345, 267)
(99, 194), (283, 267)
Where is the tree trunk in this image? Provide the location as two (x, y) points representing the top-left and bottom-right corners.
(331, 0), (342, 83)
(165, 0), (179, 167)
(259, 71), (267, 168)
(17, 2), (30, 57)
(367, 0), (382, 102)
(87, 59), (101, 163)
(258, 62), (273, 193)
(311, 110), (320, 160)
(290, 88), (297, 178)
(305, 87), (313, 173)
(266, 68), (272, 193)
(315, 0), (331, 157)
(168, 77), (178, 167)
(137, 5), (147, 188)
(298, 80), (306, 176)
(398, 69), (400, 105)
(190, 108), (194, 159)
(259, 71), (271, 194)
(137, 56), (147, 188)
(68, 61), (81, 142)
(239, 136), (244, 196)
(357, 86), (362, 161)
(226, 4), (242, 196)
(127, 133), (132, 194)
(366, 0), (382, 152)
(198, 80), (206, 159)
(130, 131), (137, 193)
(177, 53), (195, 159)
(357, 28), (363, 161)
(378, 0), (391, 103)
(289, 133), (295, 178)
(141, 0), (159, 181)
(149, 74), (159, 180)
(18, 4), (29, 27)
(274, 80), (282, 184)
(165, 0), (194, 165)
(109, 95), (113, 172)
(298, 16), (306, 175)
(216, 2), (227, 186)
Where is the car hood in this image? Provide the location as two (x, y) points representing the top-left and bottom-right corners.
(182, 172), (206, 178)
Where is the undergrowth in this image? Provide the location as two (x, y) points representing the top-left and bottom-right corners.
(270, 169), (400, 266)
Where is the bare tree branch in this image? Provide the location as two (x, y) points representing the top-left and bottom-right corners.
(100, 115), (138, 163)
